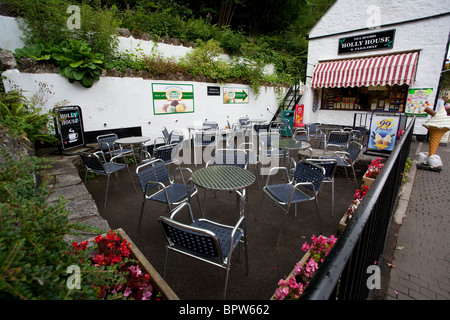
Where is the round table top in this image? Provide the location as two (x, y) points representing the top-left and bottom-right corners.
(271, 139), (311, 150)
(191, 165), (255, 191)
(115, 136), (151, 144)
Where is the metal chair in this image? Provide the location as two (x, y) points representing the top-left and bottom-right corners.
(136, 158), (201, 229)
(258, 131), (284, 159)
(97, 133), (134, 161)
(238, 142), (261, 190)
(159, 201), (248, 299)
(79, 151), (136, 207)
(207, 148), (249, 168)
(193, 129), (216, 166)
(305, 123), (325, 147)
(293, 127), (309, 142)
(260, 160), (325, 246)
(322, 130), (350, 154)
(141, 143), (181, 166)
(322, 141), (363, 188)
(305, 158), (338, 217)
(344, 126), (367, 145)
(157, 127), (184, 145)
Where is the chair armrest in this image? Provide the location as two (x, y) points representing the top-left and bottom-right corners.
(169, 202), (195, 223)
(264, 166), (290, 186)
(173, 166), (193, 184)
(293, 181), (317, 195)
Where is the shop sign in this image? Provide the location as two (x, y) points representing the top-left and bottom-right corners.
(405, 88), (433, 117)
(207, 86), (221, 96)
(152, 83), (194, 115)
(223, 87), (249, 104)
(293, 104), (305, 127)
(53, 106), (85, 150)
(367, 110), (401, 154)
(338, 29), (395, 54)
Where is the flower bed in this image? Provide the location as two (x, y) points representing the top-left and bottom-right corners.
(71, 228), (178, 300)
(272, 235), (337, 300)
(362, 157), (384, 188)
(338, 186), (370, 234)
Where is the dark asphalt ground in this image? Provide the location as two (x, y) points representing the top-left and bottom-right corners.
(83, 149), (358, 300)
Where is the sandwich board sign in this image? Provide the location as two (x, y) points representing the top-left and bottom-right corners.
(54, 106), (85, 150)
(367, 110), (402, 155)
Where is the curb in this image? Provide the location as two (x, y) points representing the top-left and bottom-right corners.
(393, 142), (422, 224)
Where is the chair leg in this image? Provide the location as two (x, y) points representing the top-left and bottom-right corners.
(138, 194), (146, 230)
(351, 165), (358, 188)
(162, 247), (169, 279)
(104, 174), (111, 207)
(315, 199), (322, 235)
(223, 266), (231, 300)
(126, 166), (137, 192)
(331, 180), (335, 217)
(276, 213), (287, 247)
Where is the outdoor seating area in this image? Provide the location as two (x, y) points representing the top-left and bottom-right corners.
(78, 121), (375, 300)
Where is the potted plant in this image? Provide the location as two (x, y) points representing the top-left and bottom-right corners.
(362, 157), (384, 188)
(338, 186), (370, 234)
(71, 229), (179, 300)
(272, 235), (337, 300)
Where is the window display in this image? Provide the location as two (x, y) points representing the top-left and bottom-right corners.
(321, 85), (408, 112)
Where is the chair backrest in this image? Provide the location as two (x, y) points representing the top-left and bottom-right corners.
(306, 159), (337, 181)
(346, 141), (363, 163)
(259, 132), (280, 149)
(306, 124), (320, 135)
(203, 121), (219, 130)
(162, 127), (170, 142)
(253, 123), (269, 134)
(327, 130), (350, 145)
(239, 117), (249, 126)
(97, 133), (118, 153)
(136, 159), (170, 192)
(214, 149), (248, 168)
(194, 130), (216, 145)
(79, 152), (105, 173)
(154, 144), (177, 164)
(293, 161), (325, 193)
(159, 216), (223, 261)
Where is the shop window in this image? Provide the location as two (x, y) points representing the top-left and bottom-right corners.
(321, 85), (408, 112)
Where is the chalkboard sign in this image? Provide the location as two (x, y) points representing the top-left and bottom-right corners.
(54, 106), (85, 150)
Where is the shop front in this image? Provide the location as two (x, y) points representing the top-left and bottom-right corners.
(312, 51), (419, 114)
(300, 0), (450, 135)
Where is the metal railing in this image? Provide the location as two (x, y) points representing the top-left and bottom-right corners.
(301, 117), (416, 300)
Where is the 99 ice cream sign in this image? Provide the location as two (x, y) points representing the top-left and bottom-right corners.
(338, 29), (395, 54)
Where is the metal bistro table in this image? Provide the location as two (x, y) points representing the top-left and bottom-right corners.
(190, 165), (255, 218)
(271, 139), (312, 165)
(115, 136), (151, 164)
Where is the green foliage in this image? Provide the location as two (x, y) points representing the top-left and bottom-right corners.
(15, 39), (110, 88)
(9, 0), (119, 61)
(52, 39), (110, 88)
(0, 149), (102, 299)
(0, 91), (56, 144)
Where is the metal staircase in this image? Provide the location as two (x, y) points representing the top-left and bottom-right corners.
(271, 77), (303, 123)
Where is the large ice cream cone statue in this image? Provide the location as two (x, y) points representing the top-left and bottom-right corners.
(428, 126), (449, 156)
(423, 106), (450, 156)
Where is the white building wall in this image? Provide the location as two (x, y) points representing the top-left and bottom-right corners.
(0, 15), (282, 140)
(300, 0), (450, 131)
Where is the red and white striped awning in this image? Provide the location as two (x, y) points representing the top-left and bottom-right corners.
(311, 51), (419, 88)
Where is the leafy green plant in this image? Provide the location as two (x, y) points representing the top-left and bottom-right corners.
(52, 39), (111, 88)
(15, 39), (111, 88)
(0, 148), (103, 299)
(0, 90), (56, 144)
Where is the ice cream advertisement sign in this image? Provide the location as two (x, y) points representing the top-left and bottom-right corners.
(368, 112), (401, 153)
(152, 83), (194, 115)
